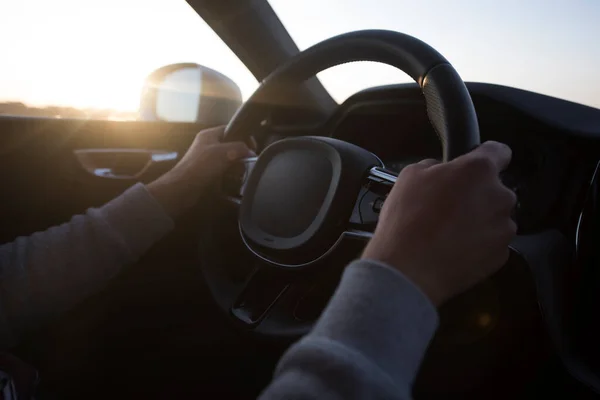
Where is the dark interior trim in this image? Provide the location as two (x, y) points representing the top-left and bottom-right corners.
(185, 0), (336, 116)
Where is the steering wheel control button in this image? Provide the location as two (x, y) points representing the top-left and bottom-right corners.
(360, 190), (382, 226)
(372, 197), (385, 213)
(369, 167), (397, 186)
(355, 174), (393, 228)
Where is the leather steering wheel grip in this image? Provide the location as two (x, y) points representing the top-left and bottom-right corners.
(223, 29), (480, 161)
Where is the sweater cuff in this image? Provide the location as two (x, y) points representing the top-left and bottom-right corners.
(310, 259), (439, 385)
(98, 183), (174, 259)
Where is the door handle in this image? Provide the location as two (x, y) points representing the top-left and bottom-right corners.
(74, 149), (179, 179)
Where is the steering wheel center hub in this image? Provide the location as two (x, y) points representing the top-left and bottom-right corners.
(239, 136), (381, 268)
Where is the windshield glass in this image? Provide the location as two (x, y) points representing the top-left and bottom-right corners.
(269, 0), (600, 109)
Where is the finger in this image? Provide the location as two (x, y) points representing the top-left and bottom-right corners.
(465, 141), (512, 172)
(195, 126), (225, 145)
(416, 158), (439, 168)
(498, 185), (518, 211)
(480, 185), (517, 218)
(210, 142), (254, 164)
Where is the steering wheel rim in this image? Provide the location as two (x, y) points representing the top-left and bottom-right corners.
(224, 29), (480, 162)
(205, 30), (481, 337)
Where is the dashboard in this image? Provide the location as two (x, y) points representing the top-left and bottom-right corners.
(313, 82), (600, 395)
(220, 82), (600, 396)
(325, 83), (600, 234)
(214, 82), (600, 395)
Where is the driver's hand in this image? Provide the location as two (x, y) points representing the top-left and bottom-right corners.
(362, 141), (517, 306)
(147, 126), (254, 218)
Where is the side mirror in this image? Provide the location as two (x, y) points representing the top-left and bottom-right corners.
(139, 63), (242, 124)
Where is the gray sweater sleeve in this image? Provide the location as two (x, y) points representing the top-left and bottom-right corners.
(260, 259), (439, 400)
(0, 183), (174, 348)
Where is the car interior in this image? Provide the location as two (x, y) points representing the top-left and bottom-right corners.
(4, 0), (600, 399)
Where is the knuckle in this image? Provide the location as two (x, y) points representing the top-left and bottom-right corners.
(495, 185), (517, 208)
(504, 187), (518, 207)
(399, 163), (422, 177)
(417, 158), (439, 167)
(232, 142), (249, 152)
(507, 218), (518, 236)
(485, 140), (511, 154)
(199, 147), (216, 161)
(500, 218), (518, 241)
(203, 143), (223, 157)
(228, 143), (248, 156)
(480, 140), (502, 152)
(193, 131), (204, 143)
(463, 155), (496, 176)
(196, 127), (224, 143)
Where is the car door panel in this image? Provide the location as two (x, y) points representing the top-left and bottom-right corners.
(74, 148), (180, 180)
(0, 117), (205, 242)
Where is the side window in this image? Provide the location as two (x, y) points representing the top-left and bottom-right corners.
(0, 0), (258, 123)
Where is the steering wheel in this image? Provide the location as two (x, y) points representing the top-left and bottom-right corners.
(201, 30), (480, 337)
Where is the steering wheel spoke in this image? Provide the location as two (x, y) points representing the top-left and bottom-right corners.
(221, 156), (258, 205)
(344, 229), (374, 241)
(231, 267), (291, 326)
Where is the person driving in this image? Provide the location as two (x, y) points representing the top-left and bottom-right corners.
(0, 126), (516, 399)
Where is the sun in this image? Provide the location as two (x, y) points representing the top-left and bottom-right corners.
(24, 23), (153, 112)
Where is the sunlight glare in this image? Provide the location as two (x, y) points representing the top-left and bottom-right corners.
(0, 0), (258, 112)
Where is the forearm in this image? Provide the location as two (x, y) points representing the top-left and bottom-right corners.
(260, 260), (439, 400)
(0, 183), (173, 348)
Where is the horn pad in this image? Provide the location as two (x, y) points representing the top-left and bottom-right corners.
(239, 137), (381, 268)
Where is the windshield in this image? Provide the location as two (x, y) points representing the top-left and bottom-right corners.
(269, 0), (600, 109)
(3, 0), (598, 118)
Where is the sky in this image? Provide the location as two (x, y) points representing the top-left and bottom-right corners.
(0, 0), (257, 110)
(1, 0), (599, 112)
